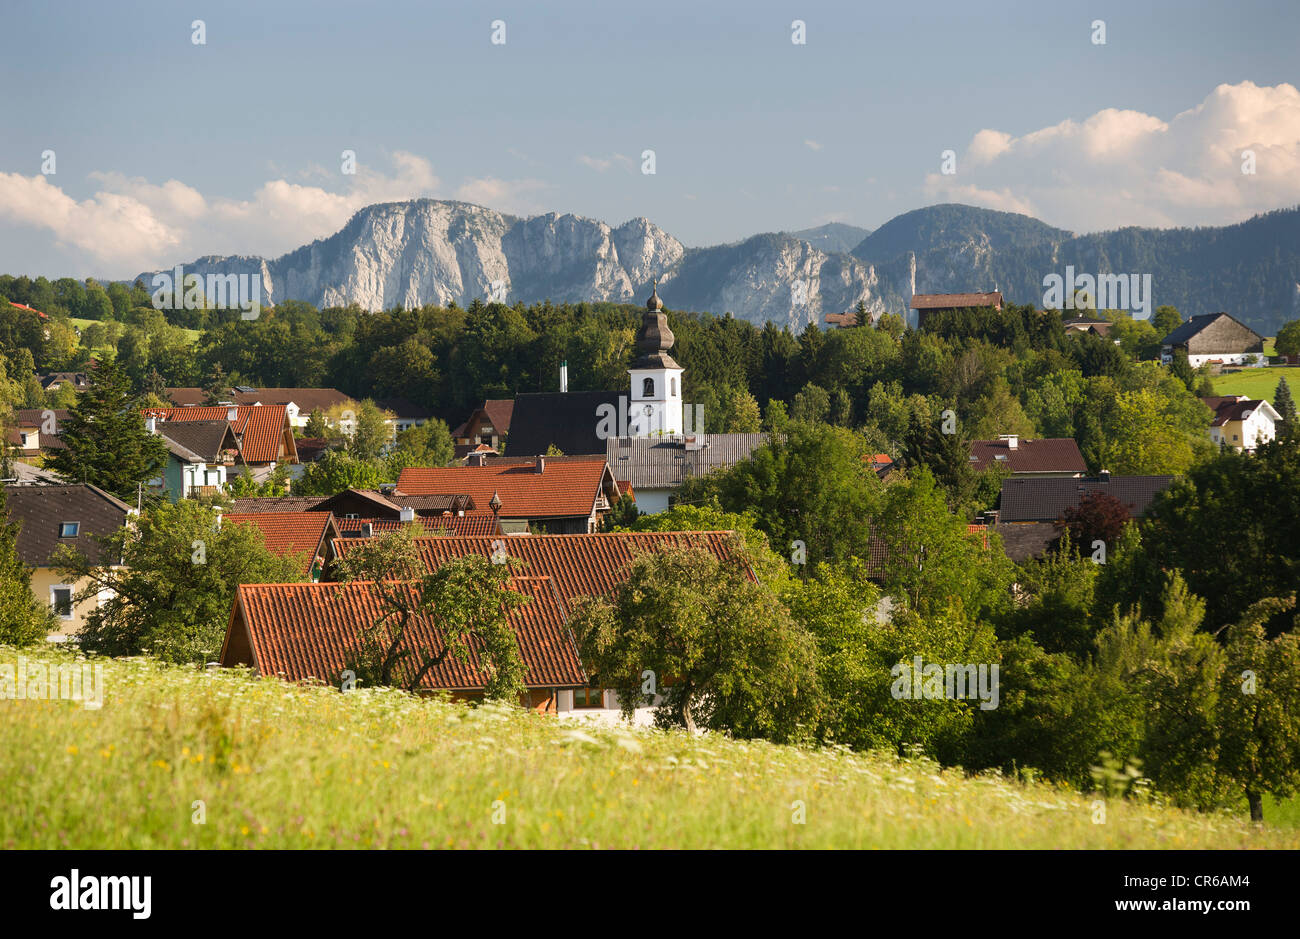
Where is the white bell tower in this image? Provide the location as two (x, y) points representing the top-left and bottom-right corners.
(627, 280), (684, 437)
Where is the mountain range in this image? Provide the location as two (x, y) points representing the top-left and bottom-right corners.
(137, 200), (1300, 336)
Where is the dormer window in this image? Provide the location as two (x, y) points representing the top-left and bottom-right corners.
(59, 522), (80, 538)
(643, 377), (655, 398)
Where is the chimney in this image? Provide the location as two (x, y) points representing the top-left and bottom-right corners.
(999, 434), (1019, 450)
(399, 506), (415, 523)
(361, 522), (373, 538)
(489, 491), (502, 518)
(145, 416), (157, 435)
(535, 455), (545, 475)
(560, 360), (568, 393)
(1098, 469), (1111, 482)
(467, 451), (487, 467)
(226, 406), (238, 422)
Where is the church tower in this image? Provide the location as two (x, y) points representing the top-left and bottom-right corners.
(628, 281), (684, 436)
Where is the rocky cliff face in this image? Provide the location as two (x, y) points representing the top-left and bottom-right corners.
(136, 200), (1300, 335)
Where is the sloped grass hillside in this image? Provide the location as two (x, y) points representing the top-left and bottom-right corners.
(2, 647), (1296, 850)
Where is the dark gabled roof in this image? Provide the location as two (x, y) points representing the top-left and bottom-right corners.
(1200, 397), (1278, 427)
(968, 437), (1086, 475)
(605, 434), (768, 488)
(506, 391), (623, 457)
(992, 522), (1059, 564)
(156, 419), (241, 463)
(1161, 312), (1263, 347)
(999, 475), (1175, 523)
(374, 397), (433, 420)
(311, 488), (403, 517)
(221, 576), (585, 692)
(13, 409), (70, 427)
(3, 483), (133, 566)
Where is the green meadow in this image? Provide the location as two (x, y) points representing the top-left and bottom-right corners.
(1211, 366), (1297, 402)
(2, 647), (1295, 849)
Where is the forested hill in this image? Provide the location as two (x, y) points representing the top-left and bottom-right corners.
(853, 204), (1300, 337)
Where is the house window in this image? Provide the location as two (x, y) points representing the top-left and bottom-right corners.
(59, 522), (80, 538)
(670, 378), (677, 397)
(51, 585), (74, 620)
(573, 685), (604, 709)
(642, 377), (655, 398)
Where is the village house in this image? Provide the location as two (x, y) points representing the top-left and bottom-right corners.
(394, 455), (621, 534)
(8, 408), (68, 459)
(328, 529), (747, 721)
(222, 511), (341, 581)
(38, 372), (91, 394)
(968, 435), (1087, 478)
(452, 399), (514, 458)
(605, 433), (767, 514)
(909, 292), (1003, 330)
(2, 483), (134, 638)
(219, 577), (587, 711)
(147, 417), (243, 502)
(166, 387), (430, 438)
(1201, 395), (1279, 451)
(142, 405), (298, 481)
(989, 472), (1175, 562)
(1061, 317), (1113, 337)
(1161, 313), (1265, 367)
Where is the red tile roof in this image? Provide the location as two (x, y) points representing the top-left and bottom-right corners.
(332, 515), (500, 537)
(221, 577), (585, 691)
(395, 458), (617, 519)
(331, 531), (747, 605)
(143, 405), (297, 463)
(223, 512), (337, 576)
(969, 437), (1086, 475)
(9, 301), (47, 319)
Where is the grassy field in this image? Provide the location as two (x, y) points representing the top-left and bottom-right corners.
(70, 316), (202, 345)
(2, 646), (1295, 849)
(1211, 365), (1297, 402)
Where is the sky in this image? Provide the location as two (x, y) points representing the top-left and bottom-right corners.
(1, 0), (1298, 279)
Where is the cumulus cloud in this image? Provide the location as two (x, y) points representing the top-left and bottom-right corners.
(0, 151), (441, 276)
(924, 81), (1300, 231)
(453, 177), (550, 215)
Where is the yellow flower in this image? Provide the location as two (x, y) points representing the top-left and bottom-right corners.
(66, 745), (78, 755)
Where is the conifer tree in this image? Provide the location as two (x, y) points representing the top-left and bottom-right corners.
(46, 359), (167, 499)
(1273, 377), (1297, 438)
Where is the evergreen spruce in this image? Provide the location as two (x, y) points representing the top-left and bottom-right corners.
(46, 359), (168, 499)
(1273, 377), (1297, 437)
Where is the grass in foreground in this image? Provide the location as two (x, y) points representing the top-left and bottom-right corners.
(2, 647), (1295, 849)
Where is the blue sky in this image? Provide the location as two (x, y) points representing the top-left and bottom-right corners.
(2, 0), (1298, 277)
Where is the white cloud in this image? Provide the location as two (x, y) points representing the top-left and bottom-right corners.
(0, 151), (441, 276)
(577, 154), (612, 171)
(804, 140), (823, 151)
(924, 81), (1300, 231)
(452, 177), (549, 215)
